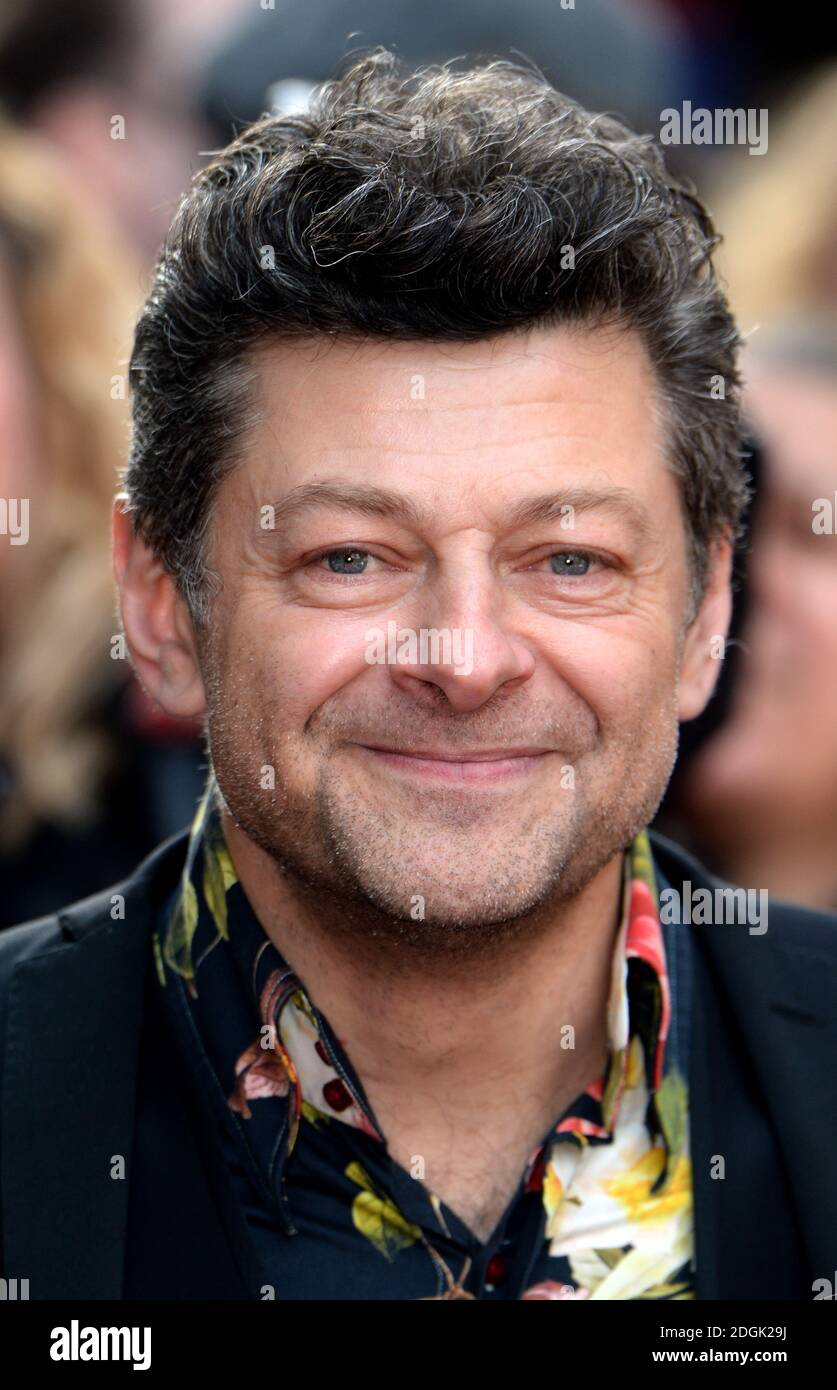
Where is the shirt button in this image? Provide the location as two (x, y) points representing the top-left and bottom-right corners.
(486, 1254), (508, 1287)
(322, 1077), (353, 1111)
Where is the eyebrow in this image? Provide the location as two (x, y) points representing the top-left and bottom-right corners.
(267, 479), (653, 539)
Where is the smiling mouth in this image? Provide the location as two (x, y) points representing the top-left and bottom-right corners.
(354, 744), (553, 783)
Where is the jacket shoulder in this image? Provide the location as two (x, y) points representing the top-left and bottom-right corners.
(0, 830), (189, 992)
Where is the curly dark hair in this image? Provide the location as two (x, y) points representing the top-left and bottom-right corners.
(124, 47), (750, 622)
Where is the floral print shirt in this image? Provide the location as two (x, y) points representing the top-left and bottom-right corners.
(152, 779), (695, 1300)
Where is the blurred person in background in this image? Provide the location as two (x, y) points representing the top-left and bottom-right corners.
(0, 0), (237, 263)
(653, 63), (837, 871)
(711, 64), (837, 331)
(0, 121), (203, 928)
(655, 61), (837, 901)
(673, 320), (837, 910)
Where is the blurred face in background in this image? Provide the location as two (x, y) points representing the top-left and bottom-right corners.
(682, 362), (837, 899)
(23, 0), (227, 263)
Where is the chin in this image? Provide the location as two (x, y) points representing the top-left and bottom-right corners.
(343, 848), (577, 931)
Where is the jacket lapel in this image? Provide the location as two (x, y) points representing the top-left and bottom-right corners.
(2, 831), (267, 1300)
(651, 832), (833, 1300)
(688, 931), (808, 1299)
(122, 944), (267, 1299)
(2, 897), (151, 1297)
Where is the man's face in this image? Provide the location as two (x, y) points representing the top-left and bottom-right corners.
(197, 324), (703, 939)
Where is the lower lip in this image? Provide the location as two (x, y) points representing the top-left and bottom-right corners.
(357, 747), (550, 783)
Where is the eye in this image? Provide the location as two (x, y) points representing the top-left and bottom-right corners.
(324, 548), (369, 574)
(547, 550), (595, 577)
(315, 548), (372, 576)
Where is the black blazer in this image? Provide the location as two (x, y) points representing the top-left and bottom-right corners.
(1, 830), (835, 1300)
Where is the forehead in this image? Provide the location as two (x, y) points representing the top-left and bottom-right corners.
(229, 321), (673, 521)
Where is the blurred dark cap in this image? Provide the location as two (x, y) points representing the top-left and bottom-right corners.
(201, 0), (687, 143)
(0, 0), (139, 117)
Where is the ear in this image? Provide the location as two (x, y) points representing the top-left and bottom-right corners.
(113, 497), (207, 719)
(678, 535), (734, 722)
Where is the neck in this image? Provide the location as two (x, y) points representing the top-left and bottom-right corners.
(221, 811), (625, 1119)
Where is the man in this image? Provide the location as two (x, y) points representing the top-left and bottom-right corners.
(1, 49), (835, 1302)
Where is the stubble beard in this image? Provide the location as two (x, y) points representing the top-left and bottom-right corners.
(201, 646), (680, 963)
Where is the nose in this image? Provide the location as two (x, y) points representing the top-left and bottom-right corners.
(386, 566), (536, 712)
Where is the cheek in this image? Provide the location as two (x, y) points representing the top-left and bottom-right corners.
(228, 605), (379, 725)
(541, 619), (678, 730)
